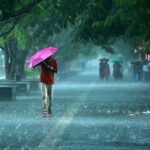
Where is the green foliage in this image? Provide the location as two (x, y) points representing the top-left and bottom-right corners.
(25, 68), (40, 78)
(0, 38), (5, 46)
(1, 0), (150, 62)
(115, 0), (137, 6)
(50, 0), (150, 50)
(144, 41), (150, 53)
(0, 0), (45, 37)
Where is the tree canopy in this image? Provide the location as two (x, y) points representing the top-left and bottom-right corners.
(51, 0), (150, 49)
(1, 0), (149, 46)
(0, 0), (150, 80)
(0, 0), (44, 36)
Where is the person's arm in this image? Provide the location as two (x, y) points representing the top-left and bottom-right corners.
(43, 61), (57, 73)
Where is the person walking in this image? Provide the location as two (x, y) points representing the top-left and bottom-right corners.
(113, 62), (123, 80)
(99, 59), (110, 80)
(99, 61), (105, 80)
(40, 56), (58, 117)
(103, 62), (110, 80)
(113, 62), (119, 80)
(133, 62), (143, 82)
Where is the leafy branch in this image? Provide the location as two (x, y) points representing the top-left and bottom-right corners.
(0, 0), (44, 36)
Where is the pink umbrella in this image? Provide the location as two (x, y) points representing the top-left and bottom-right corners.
(27, 47), (58, 68)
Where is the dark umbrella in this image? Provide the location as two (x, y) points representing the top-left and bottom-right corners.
(131, 60), (142, 64)
(99, 58), (109, 62)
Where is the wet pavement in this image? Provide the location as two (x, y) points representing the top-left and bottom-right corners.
(0, 72), (150, 150)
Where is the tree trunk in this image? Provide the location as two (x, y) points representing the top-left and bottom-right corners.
(16, 50), (28, 79)
(4, 38), (17, 80)
(3, 36), (29, 80)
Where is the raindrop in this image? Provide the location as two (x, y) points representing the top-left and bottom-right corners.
(107, 110), (111, 113)
(142, 110), (150, 114)
(1, 126), (5, 130)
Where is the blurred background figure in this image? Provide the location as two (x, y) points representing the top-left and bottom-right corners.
(143, 61), (150, 82)
(131, 60), (143, 82)
(113, 62), (123, 81)
(99, 58), (110, 80)
(112, 57), (123, 81)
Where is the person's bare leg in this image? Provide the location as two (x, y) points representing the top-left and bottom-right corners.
(41, 83), (47, 116)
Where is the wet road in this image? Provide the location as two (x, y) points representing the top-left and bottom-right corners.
(0, 72), (150, 150)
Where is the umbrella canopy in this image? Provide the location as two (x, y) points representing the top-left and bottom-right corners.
(99, 58), (109, 61)
(27, 47), (58, 68)
(131, 60), (142, 64)
(111, 58), (123, 63)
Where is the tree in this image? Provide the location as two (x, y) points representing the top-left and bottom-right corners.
(0, 0), (44, 36)
(0, 26), (32, 80)
(1, 0), (149, 80)
(51, 0), (150, 52)
(0, 0), (60, 80)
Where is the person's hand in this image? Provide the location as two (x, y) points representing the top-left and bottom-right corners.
(47, 66), (53, 70)
(50, 66), (53, 70)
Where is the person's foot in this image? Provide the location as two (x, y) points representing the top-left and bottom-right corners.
(48, 108), (52, 115)
(42, 111), (47, 117)
(48, 110), (52, 117)
(47, 113), (52, 117)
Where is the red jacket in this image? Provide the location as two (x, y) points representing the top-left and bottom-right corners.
(40, 58), (58, 84)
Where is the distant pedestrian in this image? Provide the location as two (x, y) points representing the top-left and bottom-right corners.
(133, 63), (143, 82)
(40, 56), (58, 117)
(143, 63), (149, 81)
(118, 63), (123, 80)
(113, 62), (123, 80)
(99, 61), (105, 80)
(103, 63), (110, 80)
(113, 62), (119, 80)
(99, 59), (110, 80)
